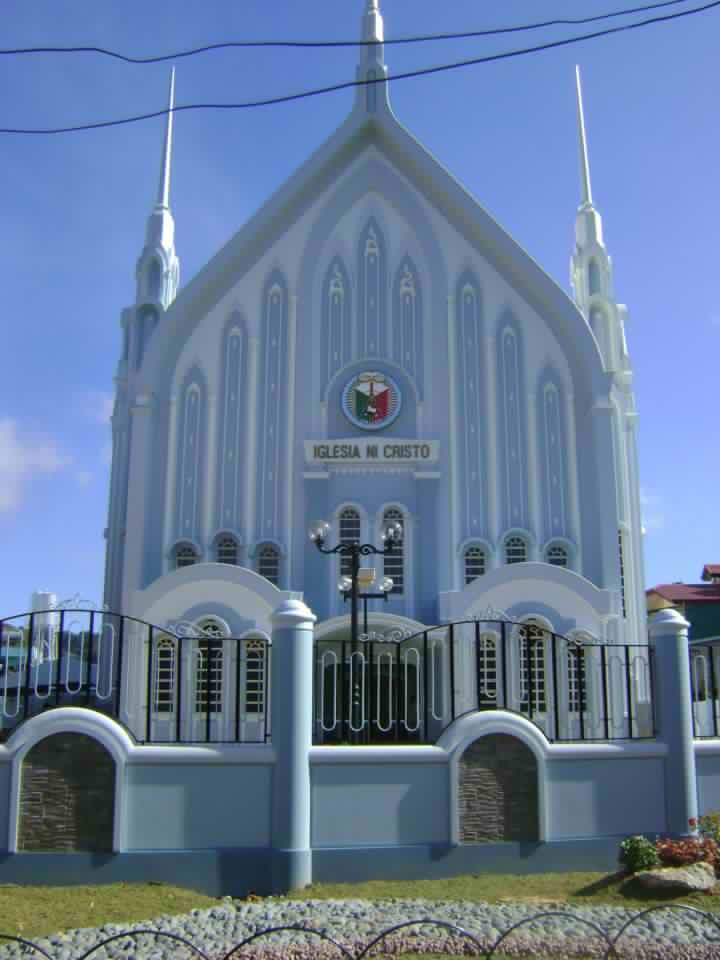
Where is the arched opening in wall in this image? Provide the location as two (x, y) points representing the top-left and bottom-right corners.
(545, 543), (569, 568)
(464, 544), (487, 585)
(588, 259), (601, 297)
(382, 507), (404, 594)
(18, 733), (115, 851)
(215, 535), (239, 565)
(174, 542), (199, 569)
(147, 258), (162, 301)
(504, 535), (527, 565)
(338, 507), (361, 579)
(256, 544), (280, 587)
(458, 733), (538, 843)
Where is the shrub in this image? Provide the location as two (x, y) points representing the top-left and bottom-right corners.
(698, 811), (720, 847)
(620, 835), (659, 872)
(655, 835), (717, 869)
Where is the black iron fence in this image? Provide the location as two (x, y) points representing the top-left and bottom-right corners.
(314, 619), (654, 745)
(0, 609), (656, 747)
(690, 640), (720, 738)
(0, 904), (718, 959)
(0, 609), (269, 744)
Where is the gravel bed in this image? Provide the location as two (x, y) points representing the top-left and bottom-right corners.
(1, 896), (720, 959)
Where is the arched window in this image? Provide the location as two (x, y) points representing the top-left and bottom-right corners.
(339, 508), (361, 578)
(244, 638), (267, 715)
(478, 634), (498, 708)
(194, 622), (224, 715)
(588, 259), (601, 297)
(148, 259), (162, 301)
(216, 535), (239, 565)
(618, 528), (627, 618)
(567, 636), (589, 714)
(382, 508), (404, 595)
(546, 544), (568, 568)
(256, 544), (280, 587)
(154, 636), (176, 713)
(518, 619), (547, 714)
(464, 545), (487, 585)
(174, 543), (199, 569)
(504, 535), (527, 565)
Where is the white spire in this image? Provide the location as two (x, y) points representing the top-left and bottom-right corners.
(575, 65), (593, 208)
(363, 0), (384, 49)
(355, 0), (390, 114)
(156, 67), (175, 210)
(135, 67), (179, 310)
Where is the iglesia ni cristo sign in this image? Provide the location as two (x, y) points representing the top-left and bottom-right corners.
(305, 439), (439, 465)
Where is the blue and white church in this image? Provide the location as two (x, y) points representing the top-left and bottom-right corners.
(9, 0), (720, 894)
(104, 1), (645, 655)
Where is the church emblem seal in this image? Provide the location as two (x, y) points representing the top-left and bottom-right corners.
(341, 371), (401, 430)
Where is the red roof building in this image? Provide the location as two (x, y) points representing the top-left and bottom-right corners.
(647, 564), (720, 642)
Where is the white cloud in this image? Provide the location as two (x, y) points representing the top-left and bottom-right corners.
(82, 390), (114, 425)
(640, 487), (665, 533)
(0, 418), (70, 512)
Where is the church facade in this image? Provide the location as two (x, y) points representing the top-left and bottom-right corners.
(104, 1), (645, 655)
(7, 1), (720, 895)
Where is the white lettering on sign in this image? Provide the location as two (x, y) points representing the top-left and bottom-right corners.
(305, 439), (438, 465)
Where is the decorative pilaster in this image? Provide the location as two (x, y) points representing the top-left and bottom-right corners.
(648, 608), (698, 836)
(270, 598), (316, 893)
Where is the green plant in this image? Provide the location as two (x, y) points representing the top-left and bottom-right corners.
(619, 835), (659, 873)
(699, 811), (720, 847)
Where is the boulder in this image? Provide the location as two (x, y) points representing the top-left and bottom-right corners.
(635, 862), (717, 892)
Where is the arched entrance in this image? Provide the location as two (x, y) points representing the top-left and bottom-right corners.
(314, 613), (427, 744)
(458, 734), (538, 842)
(18, 733), (115, 851)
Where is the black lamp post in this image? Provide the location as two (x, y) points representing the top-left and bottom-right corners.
(309, 519), (401, 650)
(309, 518), (402, 740)
(338, 574), (394, 637)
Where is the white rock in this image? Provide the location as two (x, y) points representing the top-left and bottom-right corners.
(636, 862), (717, 892)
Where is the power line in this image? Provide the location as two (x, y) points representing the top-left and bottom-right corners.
(1, 0), (717, 136)
(0, 0), (697, 62)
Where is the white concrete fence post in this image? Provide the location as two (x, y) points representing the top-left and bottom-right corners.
(269, 598), (316, 893)
(648, 607), (698, 835)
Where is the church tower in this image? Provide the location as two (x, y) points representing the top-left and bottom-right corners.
(354, 0), (391, 115)
(103, 70), (179, 612)
(570, 66), (646, 642)
(570, 66), (629, 375)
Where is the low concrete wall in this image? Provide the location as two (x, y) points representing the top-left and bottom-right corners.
(696, 742), (720, 814)
(125, 763), (273, 850)
(546, 756), (667, 839)
(311, 748), (448, 847)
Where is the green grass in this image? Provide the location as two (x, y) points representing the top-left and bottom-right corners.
(293, 869), (720, 912)
(0, 871), (717, 948)
(0, 881), (217, 941)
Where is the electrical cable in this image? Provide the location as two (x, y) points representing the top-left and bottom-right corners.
(1, 0), (717, 135)
(0, 0), (698, 62)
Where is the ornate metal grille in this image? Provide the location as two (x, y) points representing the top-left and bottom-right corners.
(194, 639), (223, 714)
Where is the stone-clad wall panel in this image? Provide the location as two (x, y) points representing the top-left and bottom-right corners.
(18, 733), (115, 851)
(459, 734), (538, 842)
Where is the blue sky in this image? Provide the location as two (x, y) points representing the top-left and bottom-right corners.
(1, 0), (717, 617)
